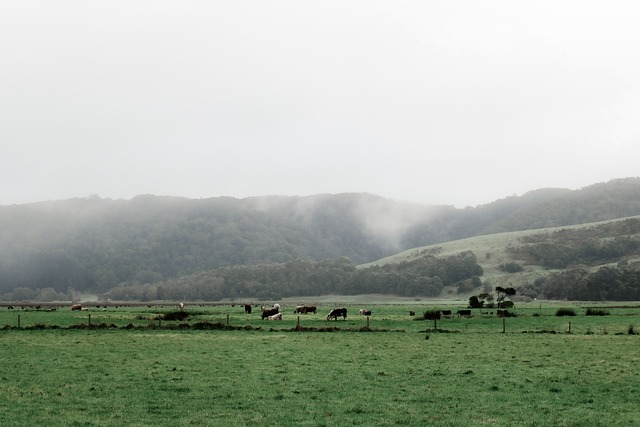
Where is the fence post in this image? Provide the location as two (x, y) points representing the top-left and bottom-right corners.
(433, 317), (437, 331)
(568, 321), (571, 334)
(367, 316), (370, 328)
(297, 316), (300, 328)
(502, 317), (506, 333)
(226, 314), (230, 326)
(17, 314), (20, 328)
(88, 314), (91, 327)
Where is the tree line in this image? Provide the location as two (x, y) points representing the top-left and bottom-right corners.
(0, 252), (484, 302)
(520, 266), (640, 301)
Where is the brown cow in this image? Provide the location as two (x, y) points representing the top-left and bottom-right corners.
(71, 304), (82, 311)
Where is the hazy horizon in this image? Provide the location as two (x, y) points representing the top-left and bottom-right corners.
(2, 177), (634, 209)
(3, 1), (639, 208)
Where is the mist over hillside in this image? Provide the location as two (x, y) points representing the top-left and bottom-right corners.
(1, 177), (640, 298)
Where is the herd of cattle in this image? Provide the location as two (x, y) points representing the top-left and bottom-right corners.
(62, 303), (481, 320)
(251, 303), (350, 321)
(6, 303), (504, 320)
(251, 305), (485, 321)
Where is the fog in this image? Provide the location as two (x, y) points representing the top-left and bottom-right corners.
(2, 1), (639, 207)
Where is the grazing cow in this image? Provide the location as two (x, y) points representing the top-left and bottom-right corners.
(326, 308), (348, 321)
(294, 305), (317, 314)
(409, 311), (415, 316)
(71, 304), (82, 311)
(244, 304), (252, 314)
(179, 302), (185, 311)
(303, 305), (317, 314)
(457, 309), (472, 317)
(441, 310), (452, 318)
(267, 312), (283, 321)
(261, 305), (280, 320)
(358, 309), (372, 316)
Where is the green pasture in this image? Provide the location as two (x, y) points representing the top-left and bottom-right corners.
(0, 303), (638, 335)
(1, 303), (639, 426)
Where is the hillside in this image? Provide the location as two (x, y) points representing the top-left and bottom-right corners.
(367, 215), (640, 301)
(2, 177), (640, 300)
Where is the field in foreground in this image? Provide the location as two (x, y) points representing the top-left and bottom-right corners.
(1, 304), (639, 426)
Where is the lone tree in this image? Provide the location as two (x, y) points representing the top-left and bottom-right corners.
(496, 286), (516, 308)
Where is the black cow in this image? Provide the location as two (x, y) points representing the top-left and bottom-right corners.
(441, 310), (452, 317)
(457, 309), (472, 317)
(261, 307), (279, 320)
(294, 305), (317, 314)
(409, 310), (415, 316)
(326, 308), (347, 321)
(244, 304), (252, 314)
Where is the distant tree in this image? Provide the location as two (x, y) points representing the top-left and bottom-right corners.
(468, 295), (484, 308)
(496, 286), (516, 308)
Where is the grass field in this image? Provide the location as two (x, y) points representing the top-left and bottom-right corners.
(1, 303), (639, 426)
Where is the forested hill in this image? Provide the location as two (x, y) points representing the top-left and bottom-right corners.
(1, 177), (640, 297)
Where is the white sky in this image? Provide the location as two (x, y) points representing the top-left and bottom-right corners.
(1, 1), (639, 207)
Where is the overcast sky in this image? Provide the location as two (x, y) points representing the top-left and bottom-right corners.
(2, 1), (639, 208)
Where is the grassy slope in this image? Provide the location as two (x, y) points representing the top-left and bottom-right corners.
(360, 215), (640, 298)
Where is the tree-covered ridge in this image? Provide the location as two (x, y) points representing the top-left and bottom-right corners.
(509, 217), (640, 269)
(520, 267), (640, 301)
(2, 177), (640, 299)
(98, 251), (482, 302)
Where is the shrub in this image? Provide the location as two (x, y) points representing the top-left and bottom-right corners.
(500, 262), (524, 273)
(585, 308), (610, 316)
(423, 310), (441, 320)
(555, 308), (576, 316)
(468, 295), (484, 308)
(162, 311), (189, 321)
(498, 300), (514, 309)
(497, 309), (517, 318)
